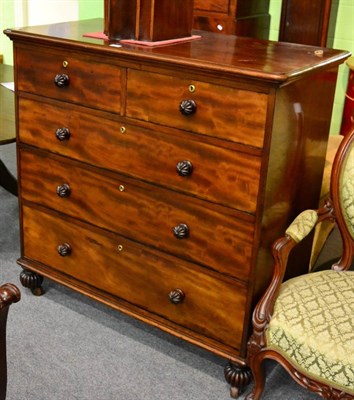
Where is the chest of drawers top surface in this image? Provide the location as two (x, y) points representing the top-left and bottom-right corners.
(5, 18), (350, 84)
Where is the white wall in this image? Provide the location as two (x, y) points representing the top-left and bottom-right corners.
(1, 0), (79, 64)
(19, 0), (78, 26)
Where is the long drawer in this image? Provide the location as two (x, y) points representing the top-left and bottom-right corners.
(19, 149), (254, 281)
(18, 96), (261, 213)
(16, 46), (123, 113)
(126, 69), (268, 148)
(22, 205), (247, 351)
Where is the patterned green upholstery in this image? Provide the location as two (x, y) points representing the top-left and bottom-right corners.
(340, 139), (354, 239)
(285, 210), (318, 243)
(266, 270), (354, 395)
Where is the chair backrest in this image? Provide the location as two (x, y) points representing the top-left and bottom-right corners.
(330, 127), (354, 269)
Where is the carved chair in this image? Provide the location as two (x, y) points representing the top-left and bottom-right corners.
(0, 284), (20, 400)
(246, 128), (354, 400)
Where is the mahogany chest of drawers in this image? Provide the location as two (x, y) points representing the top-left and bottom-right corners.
(5, 19), (350, 397)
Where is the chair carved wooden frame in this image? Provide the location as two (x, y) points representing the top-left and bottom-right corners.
(0, 283), (20, 400)
(246, 128), (354, 400)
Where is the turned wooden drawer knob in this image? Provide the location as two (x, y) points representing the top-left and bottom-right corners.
(179, 99), (197, 116)
(176, 160), (193, 176)
(57, 243), (72, 257)
(56, 183), (71, 198)
(55, 127), (71, 141)
(54, 73), (70, 88)
(173, 223), (189, 239)
(168, 288), (185, 304)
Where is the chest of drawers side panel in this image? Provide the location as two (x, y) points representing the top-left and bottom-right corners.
(250, 66), (341, 306)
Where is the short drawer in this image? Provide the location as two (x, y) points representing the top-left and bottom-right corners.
(126, 69), (268, 148)
(20, 149), (254, 281)
(18, 97), (261, 212)
(15, 46), (122, 113)
(194, 0), (229, 13)
(22, 205), (247, 350)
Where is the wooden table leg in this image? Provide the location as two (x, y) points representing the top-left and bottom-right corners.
(0, 159), (17, 196)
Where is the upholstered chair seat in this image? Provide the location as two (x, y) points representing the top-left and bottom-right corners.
(267, 270), (354, 396)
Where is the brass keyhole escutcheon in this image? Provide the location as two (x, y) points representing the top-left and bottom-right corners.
(62, 60), (69, 68)
(120, 126), (126, 134)
(119, 185), (125, 192)
(188, 84), (196, 93)
(117, 244), (123, 252)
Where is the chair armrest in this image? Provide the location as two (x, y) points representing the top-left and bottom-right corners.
(0, 284), (21, 310)
(0, 284), (20, 400)
(248, 209), (322, 349)
(285, 209), (318, 243)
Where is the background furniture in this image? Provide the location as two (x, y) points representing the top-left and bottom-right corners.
(103, 0), (271, 41)
(277, 0), (347, 268)
(0, 64), (17, 196)
(5, 19), (350, 397)
(246, 127), (354, 399)
(340, 57), (354, 136)
(104, 0), (194, 41)
(0, 283), (20, 400)
(279, 0), (338, 46)
(193, 0), (270, 39)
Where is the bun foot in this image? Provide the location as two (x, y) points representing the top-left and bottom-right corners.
(224, 362), (252, 398)
(20, 269), (44, 296)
